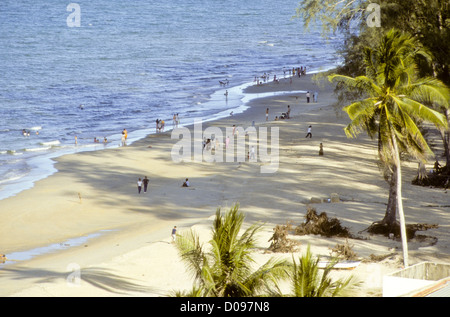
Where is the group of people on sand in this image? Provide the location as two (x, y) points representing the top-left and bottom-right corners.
(306, 91), (318, 103)
(155, 114), (181, 133)
(155, 119), (165, 133)
(137, 176), (150, 194)
(269, 105), (291, 121)
(253, 66), (309, 88)
(137, 176), (190, 194)
(292, 66), (307, 77)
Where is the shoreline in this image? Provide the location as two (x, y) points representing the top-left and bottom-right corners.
(0, 73), (318, 255)
(1, 72), (449, 297)
(0, 69), (328, 203)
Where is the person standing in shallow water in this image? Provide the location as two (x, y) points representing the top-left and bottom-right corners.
(319, 143), (323, 155)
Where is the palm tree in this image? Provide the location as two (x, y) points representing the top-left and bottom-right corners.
(289, 246), (355, 297)
(328, 29), (449, 267)
(174, 204), (290, 297)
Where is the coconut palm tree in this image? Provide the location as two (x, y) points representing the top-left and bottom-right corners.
(174, 204), (290, 297)
(329, 29), (449, 267)
(289, 245), (355, 297)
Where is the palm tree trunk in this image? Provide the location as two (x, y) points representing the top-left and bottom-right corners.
(392, 135), (409, 267)
(443, 109), (450, 167)
(384, 168), (398, 226)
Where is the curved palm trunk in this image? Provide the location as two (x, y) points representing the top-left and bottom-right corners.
(391, 135), (409, 267)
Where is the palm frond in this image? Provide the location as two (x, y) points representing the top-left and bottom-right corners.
(405, 77), (450, 109)
(394, 96), (447, 128)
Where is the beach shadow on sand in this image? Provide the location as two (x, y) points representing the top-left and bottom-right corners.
(0, 266), (163, 296)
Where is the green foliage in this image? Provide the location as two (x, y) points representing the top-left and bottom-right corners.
(289, 246), (356, 297)
(297, 0), (450, 84)
(173, 204), (357, 297)
(294, 0), (367, 36)
(329, 29), (449, 167)
(174, 204), (290, 297)
(329, 28), (449, 266)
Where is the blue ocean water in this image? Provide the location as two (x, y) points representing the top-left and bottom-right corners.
(0, 0), (343, 200)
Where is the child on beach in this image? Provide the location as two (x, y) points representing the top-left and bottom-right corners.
(182, 178), (189, 187)
(305, 125), (312, 138)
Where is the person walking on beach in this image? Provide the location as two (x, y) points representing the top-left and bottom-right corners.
(306, 91), (310, 103)
(266, 108), (269, 121)
(137, 178), (142, 194)
(305, 125), (312, 138)
(143, 176), (149, 193)
(171, 226), (177, 242)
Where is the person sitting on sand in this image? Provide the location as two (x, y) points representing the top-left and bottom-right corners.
(182, 178), (189, 187)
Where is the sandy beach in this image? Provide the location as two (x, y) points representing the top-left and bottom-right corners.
(1, 73), (449, 297)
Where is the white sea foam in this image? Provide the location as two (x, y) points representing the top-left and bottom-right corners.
(24, 147), (51, 152)
(40, 140), (60, 147)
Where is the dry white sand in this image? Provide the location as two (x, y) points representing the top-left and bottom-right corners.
(1, 73), (449, 297)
